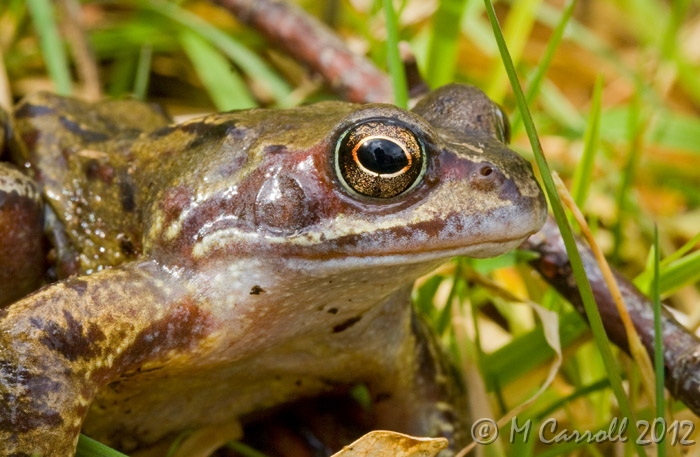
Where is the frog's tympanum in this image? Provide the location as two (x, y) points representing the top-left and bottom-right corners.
(0, 84), (547, 456)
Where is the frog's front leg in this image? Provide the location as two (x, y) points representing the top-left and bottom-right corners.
(0, 261), (201, 457)
(358, 288), (469, 451)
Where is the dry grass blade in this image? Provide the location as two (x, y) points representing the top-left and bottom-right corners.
(553, 172), (657, 406)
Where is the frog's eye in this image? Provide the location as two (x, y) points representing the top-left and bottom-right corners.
(336, 120), (425, 198)
(494, 105), (511, 144)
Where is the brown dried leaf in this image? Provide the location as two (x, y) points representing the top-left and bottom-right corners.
(331, 430), (448, 457)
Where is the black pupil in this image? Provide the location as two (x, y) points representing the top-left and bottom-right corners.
(355, 138), (408, 175)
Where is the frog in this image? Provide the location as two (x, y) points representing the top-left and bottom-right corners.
(0, 83), (547, 456)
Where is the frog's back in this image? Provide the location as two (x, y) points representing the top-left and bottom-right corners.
(8, 94), (357, 278)
(9, 93), (171, 278)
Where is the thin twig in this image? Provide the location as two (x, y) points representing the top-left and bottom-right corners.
(522, 216), (700, 417)
(210, 0), (393, 103)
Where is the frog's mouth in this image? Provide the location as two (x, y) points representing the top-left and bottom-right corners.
(266, 234), (534, 287)
(315, 231), (534, 264)
(275, 202), (547, 266)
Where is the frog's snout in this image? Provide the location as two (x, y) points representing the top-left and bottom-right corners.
(428, 139), (547, 255)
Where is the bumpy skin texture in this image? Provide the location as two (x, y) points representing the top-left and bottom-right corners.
(0, 84), (547, 456)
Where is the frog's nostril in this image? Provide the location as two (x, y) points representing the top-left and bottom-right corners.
(471, 163), (501, 191)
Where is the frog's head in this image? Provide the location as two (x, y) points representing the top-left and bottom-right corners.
(142, 84), (547, 269)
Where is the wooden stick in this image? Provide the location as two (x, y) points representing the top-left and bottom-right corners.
(522, 217), (700, 416)
(211, 0), (393, 103)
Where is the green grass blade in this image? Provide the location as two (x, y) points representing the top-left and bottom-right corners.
(510, 0), (576, 134)
(612, 90), (644, 262)
(460, 2), (497, 56)
(482, 311), (587, 389)
(535, 3), (651, 104)
(657, 249), (700, 296)
(142, 0), (291, 105)
(106, 53), (138, 98)
(652, 227), (665, 457)
(436, 261), (462, 335)
(76, 434), (128, 457)
(535, 378), (610, 420)
(179, 30), (256, 110)
(26, 0), (72, 95)
(133, 45), (153, 100)
(382, 0), (408, 108)
(426, 0), (468, 88)
(636, 231), (700, 295)
(482, 1), (646, 454)
(485, 0), (542, 102)
(675, 53), (700, 110)
(535, 441), (591, 457)
(598, 106), (700, 154)
(226, 441), (271, 457)
(658, 230), (700, 268)
(570, 74), (602, 207)
(661, 0), (691, 59)
(89, 18), (178, 56)
(413, 274), (445, 321)
(537, 79), (585, 131)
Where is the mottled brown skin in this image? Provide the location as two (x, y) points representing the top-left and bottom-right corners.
(0, 84), (547, 456)
(0, 163), (45, 305)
